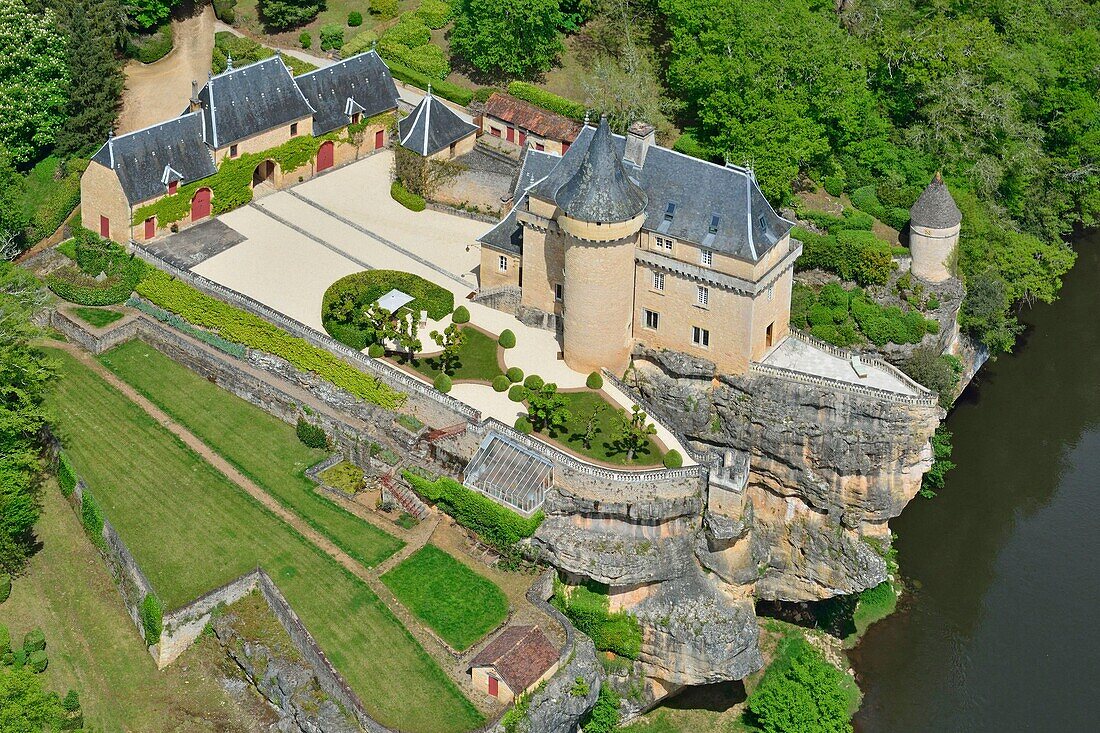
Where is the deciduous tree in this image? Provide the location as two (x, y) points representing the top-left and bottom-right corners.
(526, 383), (570, 434)
(430, 323), (466, 375)
(450, 0), (564, 80)
(614, 404), (655, 462)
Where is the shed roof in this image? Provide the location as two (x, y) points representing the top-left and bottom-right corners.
(555, 116), (648, 224)
(198, 55), (315, 149)
(398, 92), (477, 157)
(483, 93), (582, 142)
(469, 626), (558, 693)
(90, 112), (217, 205)
(909, 172), (962, 229)
(294, 51), (400, 135)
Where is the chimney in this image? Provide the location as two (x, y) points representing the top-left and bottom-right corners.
(625, 121), (655, 167)
(189, 80), (201, 112)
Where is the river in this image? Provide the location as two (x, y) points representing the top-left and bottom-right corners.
(851, 231), (1100, 731)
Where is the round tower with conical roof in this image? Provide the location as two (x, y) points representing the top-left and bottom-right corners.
(554, 116), (648, 374)
(909, 172), (962, 282)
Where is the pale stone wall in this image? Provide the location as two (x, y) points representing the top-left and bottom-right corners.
(426, 132), (476, 161)
(480, 247), (522, 290)
(518, 221), (564, 316)
(563, 234), (636, 374)
(212, 114), (313, 165)
(471, 667), (516, 704)
(480, 117), (570, 156)
(80, 162), (132, 243)
(748, 264), (794, 362)
(910, 223), (959, 282)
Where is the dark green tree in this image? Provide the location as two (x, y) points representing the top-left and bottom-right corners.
(450, 0), (564, 80)
(0, 667), (65, 733)
(745, 634), (853, 733)
(0, 145), (26, 256)
(258, 0), (325, 30)
(525, 383), (570, 434)
(55, 0), (125, 157)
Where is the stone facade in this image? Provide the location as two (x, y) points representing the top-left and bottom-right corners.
(79, 160), (133, 243)
(910, 221), (960, 282)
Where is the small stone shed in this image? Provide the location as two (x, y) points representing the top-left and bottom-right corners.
(468, 625), (559, 704)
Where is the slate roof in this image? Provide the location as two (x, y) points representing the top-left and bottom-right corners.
(483, 93), (581, 142)
(198, 55), (315, 149)
(398, 92), (477, 156)
(294, 51), (399, 135)
(480, 149), (561, 254)
(469, 626), (558, 693)
(555, 117), (648, 224)
(909, 172), (962, 229)
(528, 124), (793, 262)
(90, 112), (217, 205)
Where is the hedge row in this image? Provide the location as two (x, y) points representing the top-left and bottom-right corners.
(25, 157), (85, 243)
(80, 489), (105, 548)
(125, 23), (174, 64)
(797, 206), (874, 234)
(57, 452), (76, 498)
(127, 297), (247, 358)
(507, 82), (586, 122)
(794, 226), (895, 286)
(391, 180), (426, 211)
(850, 185), (911, 232)
(46, 258), (146, 306)
(415, 0), (452, 28)
(402, 471), (543, 550)
(385, 60), (474, 105)
(136, 269), (406, 409)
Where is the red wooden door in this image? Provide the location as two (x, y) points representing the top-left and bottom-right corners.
(375, 129), (385, 149)
(506, 127), (515, 143)
(519, 131), (526, 146)
(191, 188), (212, 221)
(317, 141), (334, 171)
(99, 215), (110, 238)
(487, 675), (498, 697)
(144, 217), (156, 239)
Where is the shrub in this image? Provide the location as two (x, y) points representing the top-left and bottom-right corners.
(662, 449), (682, 469)
(903, 348), (962, 409)
(342, 29), (379, 56)
(926, 295), (940, 310)
(452, 305), (470, 323)
(57, 452), (76, 497)
(127, 298), (247, 359)
(379, 39), (450, 80)
(370, 0), (399, 18)
(62, 690), (80, 713)
(506, 366), (523, 383)
(348, 10), (363, 26)
(508, 385), (528, 402)
(795, 226), (894, 286)
(299, 31), (312, 49)
(0, 573), (10, 603)
(22, 628), (45, 653)
(320, 24), (345, 51)
(27, 649), (48, 673)
(671, 129), (715, 162)
(0, 624), (9, 657)
(368, 343), (385, 358)
(585, 372), (603, 390)
(391, 180), (426, 211)
(415, 0), (452, 28)
(402, 472), (543, 549)
(80, 490), (104, 543)
(383, 13), (431, 47)
(125, 23), (174, 64)
(584, 684), (622, 733)
(823, 174), (845, 197)
(523, 374), (543, 391)
(507, 82), (585, 122)
(434, 373), (452, 393)
(384, 60), (473, 105)
(745, 634), (853, 733)
(498, 329), (516, 349)
(140, 594), (163, 645)
(213, 0), (237, 23)
(514, 416), (533, 433)
(552, 579), (642, 659)
(492, 375), (510, 392)
(296, 417), (329, 449)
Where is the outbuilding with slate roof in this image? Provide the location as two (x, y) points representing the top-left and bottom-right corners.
(908, 172), (962, 283)
(468, 625), (559, 704)
(294, 51), (399, 135)
(398, 89), (478, 160)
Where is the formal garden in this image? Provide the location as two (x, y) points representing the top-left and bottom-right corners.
(47, 346), (482, 733)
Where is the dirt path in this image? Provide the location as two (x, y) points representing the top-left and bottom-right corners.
(118, 7), (215, 134)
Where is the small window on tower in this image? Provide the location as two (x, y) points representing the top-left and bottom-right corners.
(498, 255), (508, 273)
(554, 283), (564, 302)
(643, 309), (659, 330)
(652, 272), (665, 291)
(701, 249), (713, 267)
(696, 286), (709, 307)
(692, 326), (710, 348)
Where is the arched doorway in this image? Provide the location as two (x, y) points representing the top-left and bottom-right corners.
(251, 160), (277, 196)
(191, 188), (212, 221)
(317, 141), (334, 171)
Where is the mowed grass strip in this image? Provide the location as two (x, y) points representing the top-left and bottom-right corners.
(44, 349), (483, 733)
(98, 340), (403, 568)
(381, 544), (509, 651)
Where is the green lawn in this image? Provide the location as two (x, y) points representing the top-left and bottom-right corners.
(98, 340), (404, 569)
(538, 390), (664, 467)
(403, 326), (503, 382)
(380, 544), (508, 651)
(45, 348), (482, 733)
(71, 307), (124, 328)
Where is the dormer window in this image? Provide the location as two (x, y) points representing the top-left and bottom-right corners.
(168, 180), (178, 195)
(664, 202), (676, 222)
(758, 214), (769, 233)
(351, 112), (361, 125)
(700, 249), (713, 267)
(709, 214), (720, 234)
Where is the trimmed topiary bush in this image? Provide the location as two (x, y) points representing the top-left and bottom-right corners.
(296, 417), (329, 449)
(343, 29), (379, 56)
(434, 373), (452, 393)
(370, 0), (399, 19)
(23, 628), (45, 653)
(299, 31), (312, 49)
(80, 491), (104, 545)
(823, 174), (845, 197)
(506, 366), (523, 383)
(348, 10), (363, 26)
(391, 180), (426, 211)
(213, 0), (237, 23)
(663, 449), (683, 468)
(492, 375), (510, 392)
(141, 594), (163, 645)
(586, 371), (603, 390)
(452, 305), (470, 324)
(523, 374), (543, 391)
(27, 649), (48, 673)
(498, 329), (516, 349)
(0, 573), (10, 603)
(515, 416), (533, 434)
(368, 343), (385, 358)
(415, 0), (452, 28)
(508, 384), (528, 402)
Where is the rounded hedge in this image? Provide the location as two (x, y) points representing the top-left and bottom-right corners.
(498, 329), (516, 349)
(368, 343), (385, 358)
(452, 305), (470, 324)
(434, 373), (452, 393)
(321, 269), (454, 349)
(0, 573), (10, 603)
(27, 649), (48, 673)
(299, 31), (311, 48)
(415, 0), (452, 28)
(506, 366), (524, 383)
(586, 371), (603, 390)
(523, 374), (544, 390)
(662, 450), (683, 469)
(23, 628), (45, 653)
(348, 10), (363, 26)
(515, 416), (533, 434)
(508, 384), (528, 402)
(391, 180), (426, 211)
(823, 174), (845, 197)
(492, 375), (510, 392)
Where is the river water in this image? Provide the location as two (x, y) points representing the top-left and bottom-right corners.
(851, 231), (1100, 731)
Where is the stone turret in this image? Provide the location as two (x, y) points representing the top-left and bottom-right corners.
(908, 172), (962, 282)
(555, 116), (648, 373)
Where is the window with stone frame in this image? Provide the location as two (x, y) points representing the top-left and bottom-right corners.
(652, 271), (665, 291)
(696, 285), (710, 307)
(643, 309), (659, 330)
(498, 255), (508, 272)
(701, 249), (713, 267)
(692, 326), (710, 347)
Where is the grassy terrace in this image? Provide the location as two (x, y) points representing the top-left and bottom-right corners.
(540, 390), (664, 467)
(45, 348), (482, 733)
(403, 326), (504, 382)
(71, 306), (124, 328)
(98, 340), (404, 569)
(380, 544), (509, 651)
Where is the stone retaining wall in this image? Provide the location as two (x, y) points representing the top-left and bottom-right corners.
(50, 307), (142, 355)
(155, 572), (262, 668)
(471, 285), (522, 316)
